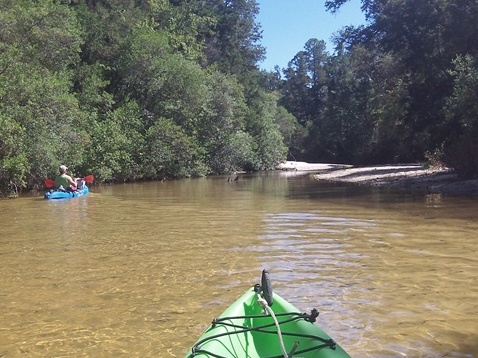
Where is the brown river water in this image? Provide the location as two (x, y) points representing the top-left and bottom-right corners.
(1, 171), (477, 357)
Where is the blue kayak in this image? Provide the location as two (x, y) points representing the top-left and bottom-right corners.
(44, 186), (89, 200)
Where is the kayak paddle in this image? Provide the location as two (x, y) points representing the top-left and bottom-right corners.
(44, 174), (94, 188)
(83, 175), (94, 183)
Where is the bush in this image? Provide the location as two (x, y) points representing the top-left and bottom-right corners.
(444, 131), (478, 178)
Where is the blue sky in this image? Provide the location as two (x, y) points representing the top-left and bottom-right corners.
(256, 0), (366, 71)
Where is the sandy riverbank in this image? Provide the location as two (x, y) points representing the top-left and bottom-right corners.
(311, 164), (478, 195)
(275, 161), (353, 171)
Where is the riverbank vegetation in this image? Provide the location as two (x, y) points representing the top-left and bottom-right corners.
(1, 0), (478, 196)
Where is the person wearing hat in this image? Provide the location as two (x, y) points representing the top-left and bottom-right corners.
(55, 165), (80, 191)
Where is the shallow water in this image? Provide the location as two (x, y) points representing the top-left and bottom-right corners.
(1, 172), (477, 357)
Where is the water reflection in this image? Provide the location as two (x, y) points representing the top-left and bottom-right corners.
(0, 173), (477, 357)
(255, 203), (478, 357)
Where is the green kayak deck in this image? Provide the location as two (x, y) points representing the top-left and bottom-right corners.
(185, 271), (350, 358)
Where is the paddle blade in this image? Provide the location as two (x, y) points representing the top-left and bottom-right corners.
(83, 174), (94, 183)
(45, 179), (55, 188)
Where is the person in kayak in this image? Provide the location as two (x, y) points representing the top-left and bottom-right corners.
(55, 165), (80, 191)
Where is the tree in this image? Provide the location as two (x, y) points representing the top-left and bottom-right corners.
(245, 91), (288, 169)
(84, 101), (145, 182)
(1, 0), (82, 71)
(196, 71), (249, 174)
(321, 0), (477, 165)
(443, 55), (478, 177)
(0, 0), (86, 195)
(143, 118), (205, 178)
(200, 0), (265, 76)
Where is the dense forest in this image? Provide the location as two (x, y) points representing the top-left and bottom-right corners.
(1, 0), (478, 197)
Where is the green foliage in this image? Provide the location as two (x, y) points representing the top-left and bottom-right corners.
(143, 118), (206, 178)
(277, 0), (478, 173)
(0, 0), (89, 196)
(73, 63), (114, 112)
(151, 0), (212, 61)
(246, 91), (288, 170)
(200, 0), (265, 77)
(274, 106), (305, 157)
(1, 60), (87, 181)
(214, 130), (256, 173)
(1, 0), (82, 71)
(0, 0), (293, 196)
(6, 0), (478, 195)
(314, 48), (373, 163)
(198, 71), (249, 173)
(155, 54), (210, 130)
(446, 55), (478, 129)
(74, 0), (146, 65)
(281, 50), (316, 123)
(84, 101), (144, 182)
(443, 131), (478, 179)
(0, 115), (29, 195)
(443, 55), (478, 177)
